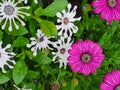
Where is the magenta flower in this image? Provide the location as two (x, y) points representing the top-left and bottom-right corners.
(68, 40), (105, 76)
(100, 70), (120, 90)
(92, 0), (120, 22)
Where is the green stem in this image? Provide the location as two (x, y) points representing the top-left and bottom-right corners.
(56, 69), (61, 82)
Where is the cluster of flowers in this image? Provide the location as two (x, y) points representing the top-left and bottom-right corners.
(0, 0), (120, 89)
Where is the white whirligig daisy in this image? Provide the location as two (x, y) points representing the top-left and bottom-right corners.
(27, 29), (54, 56)
(56, 3), (81, 37)
(52, 36), (73, 69)
(19, 0), (38, 4)
(0, 0), (30, 31)
(0, 41), (16, 73)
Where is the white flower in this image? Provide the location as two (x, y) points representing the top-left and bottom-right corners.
(0, 0), (30, 31)
(27, 29), (54, 56)
(14, 85), (32, 90)
(52, 36), (73, 69)
(56, 3), (81, 37)
(19, 0), (38, 4)
(0, 41), (16, 73)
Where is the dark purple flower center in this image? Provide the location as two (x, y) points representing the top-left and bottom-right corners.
(63, 17), (69, 25)
(4, 5), (14, 15)
(81, 53), (91, 63)
(60, 48), (66, 54)
(107, 0), (117, 8)
(38, 36), (44, 42)
(114, 85), (120, 90)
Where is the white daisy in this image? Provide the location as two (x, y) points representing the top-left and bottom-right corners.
(27, 29), (54, 56)
(19, 0), (38, 4)
(0, 0), (30, 31)
(0, 41), (16, 73)
(52, 36), (73, 69)
(56, 3), (81, 37)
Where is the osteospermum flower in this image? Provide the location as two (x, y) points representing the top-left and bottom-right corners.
(100, 70), (120, 90)
(19, 0), (38, 4)
(92, 0), (120, 22)
(0, 0), (30, 31)
(68, 40), (105, 76)
(56, 3), (81, 37)
(0, 41), (16, 73)
(52, 36), (73, 69)
(27, 29), (53, 56)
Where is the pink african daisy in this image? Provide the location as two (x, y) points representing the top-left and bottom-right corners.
(68, 40), (105, 76)
(100, 70), (120, 90)
(92, 0), (120, 22)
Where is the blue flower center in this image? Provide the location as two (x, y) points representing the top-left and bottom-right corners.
(60, 48), (66, 54)
(115, 85), (120, 90)
(81, 53), (91, 63)
(63, 17), (69, 25)
(4, 5), (14, 15)
(108, 0), (117, 8)
(39, 36), (44, 42)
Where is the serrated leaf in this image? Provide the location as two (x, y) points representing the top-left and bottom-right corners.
(33, 51), (52, 64)
(35, 0), (68, 17)
(39, 19), (57, 36)
(13, 36), (29, 47)
(12, 59), (27, 85)
(5, 23), (28, 36)
(0, 73), (9, 84)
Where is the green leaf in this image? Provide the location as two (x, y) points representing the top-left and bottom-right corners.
(27, 70), (39, 79)
(33, 51), (52, 64)
(0, 73), (9, 84)
(0, 30), (3, 41)
(34, 0), (68, 17)
(13, 36), (29, 47)
(5, 23), (28, 36)
(39, 19), (57, 36)
(12, 59), (27, 85)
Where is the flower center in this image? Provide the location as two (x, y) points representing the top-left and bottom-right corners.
(107, 0), (117, 8)
(115, 85), (120, 90)
(63, 17), (69, 25)
(81, 53), (91, 63)
(39, 36), (44, 42)
(4, 5), (14, 15)
(60, 48), (66, 54)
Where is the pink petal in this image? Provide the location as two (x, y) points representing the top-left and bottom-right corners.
(104, 73), (116, 87)
(92, 1), (106, 8)
(81, 40), (89, 52)
(111, 70), (120, 85)
(82, 64), (90, 76)
(101, 7), (110, 20)
(90, 43), (103, 54)
(107, 9), (114, 22)
(68, 49), (80, 56)
(88, 64), (96, 73)
(68, 56), (80, 62)
(94, 5), (106, 14)
(100, 83), (114, 90)
(71, 62), (81, 72)
(70, 43), (82, 54)
(92, 54), (105, 63)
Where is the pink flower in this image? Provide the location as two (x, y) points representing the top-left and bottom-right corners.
(100, 70), (120, 90)
(68, 40), (105, 76)
(92, 0), (120, 22)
